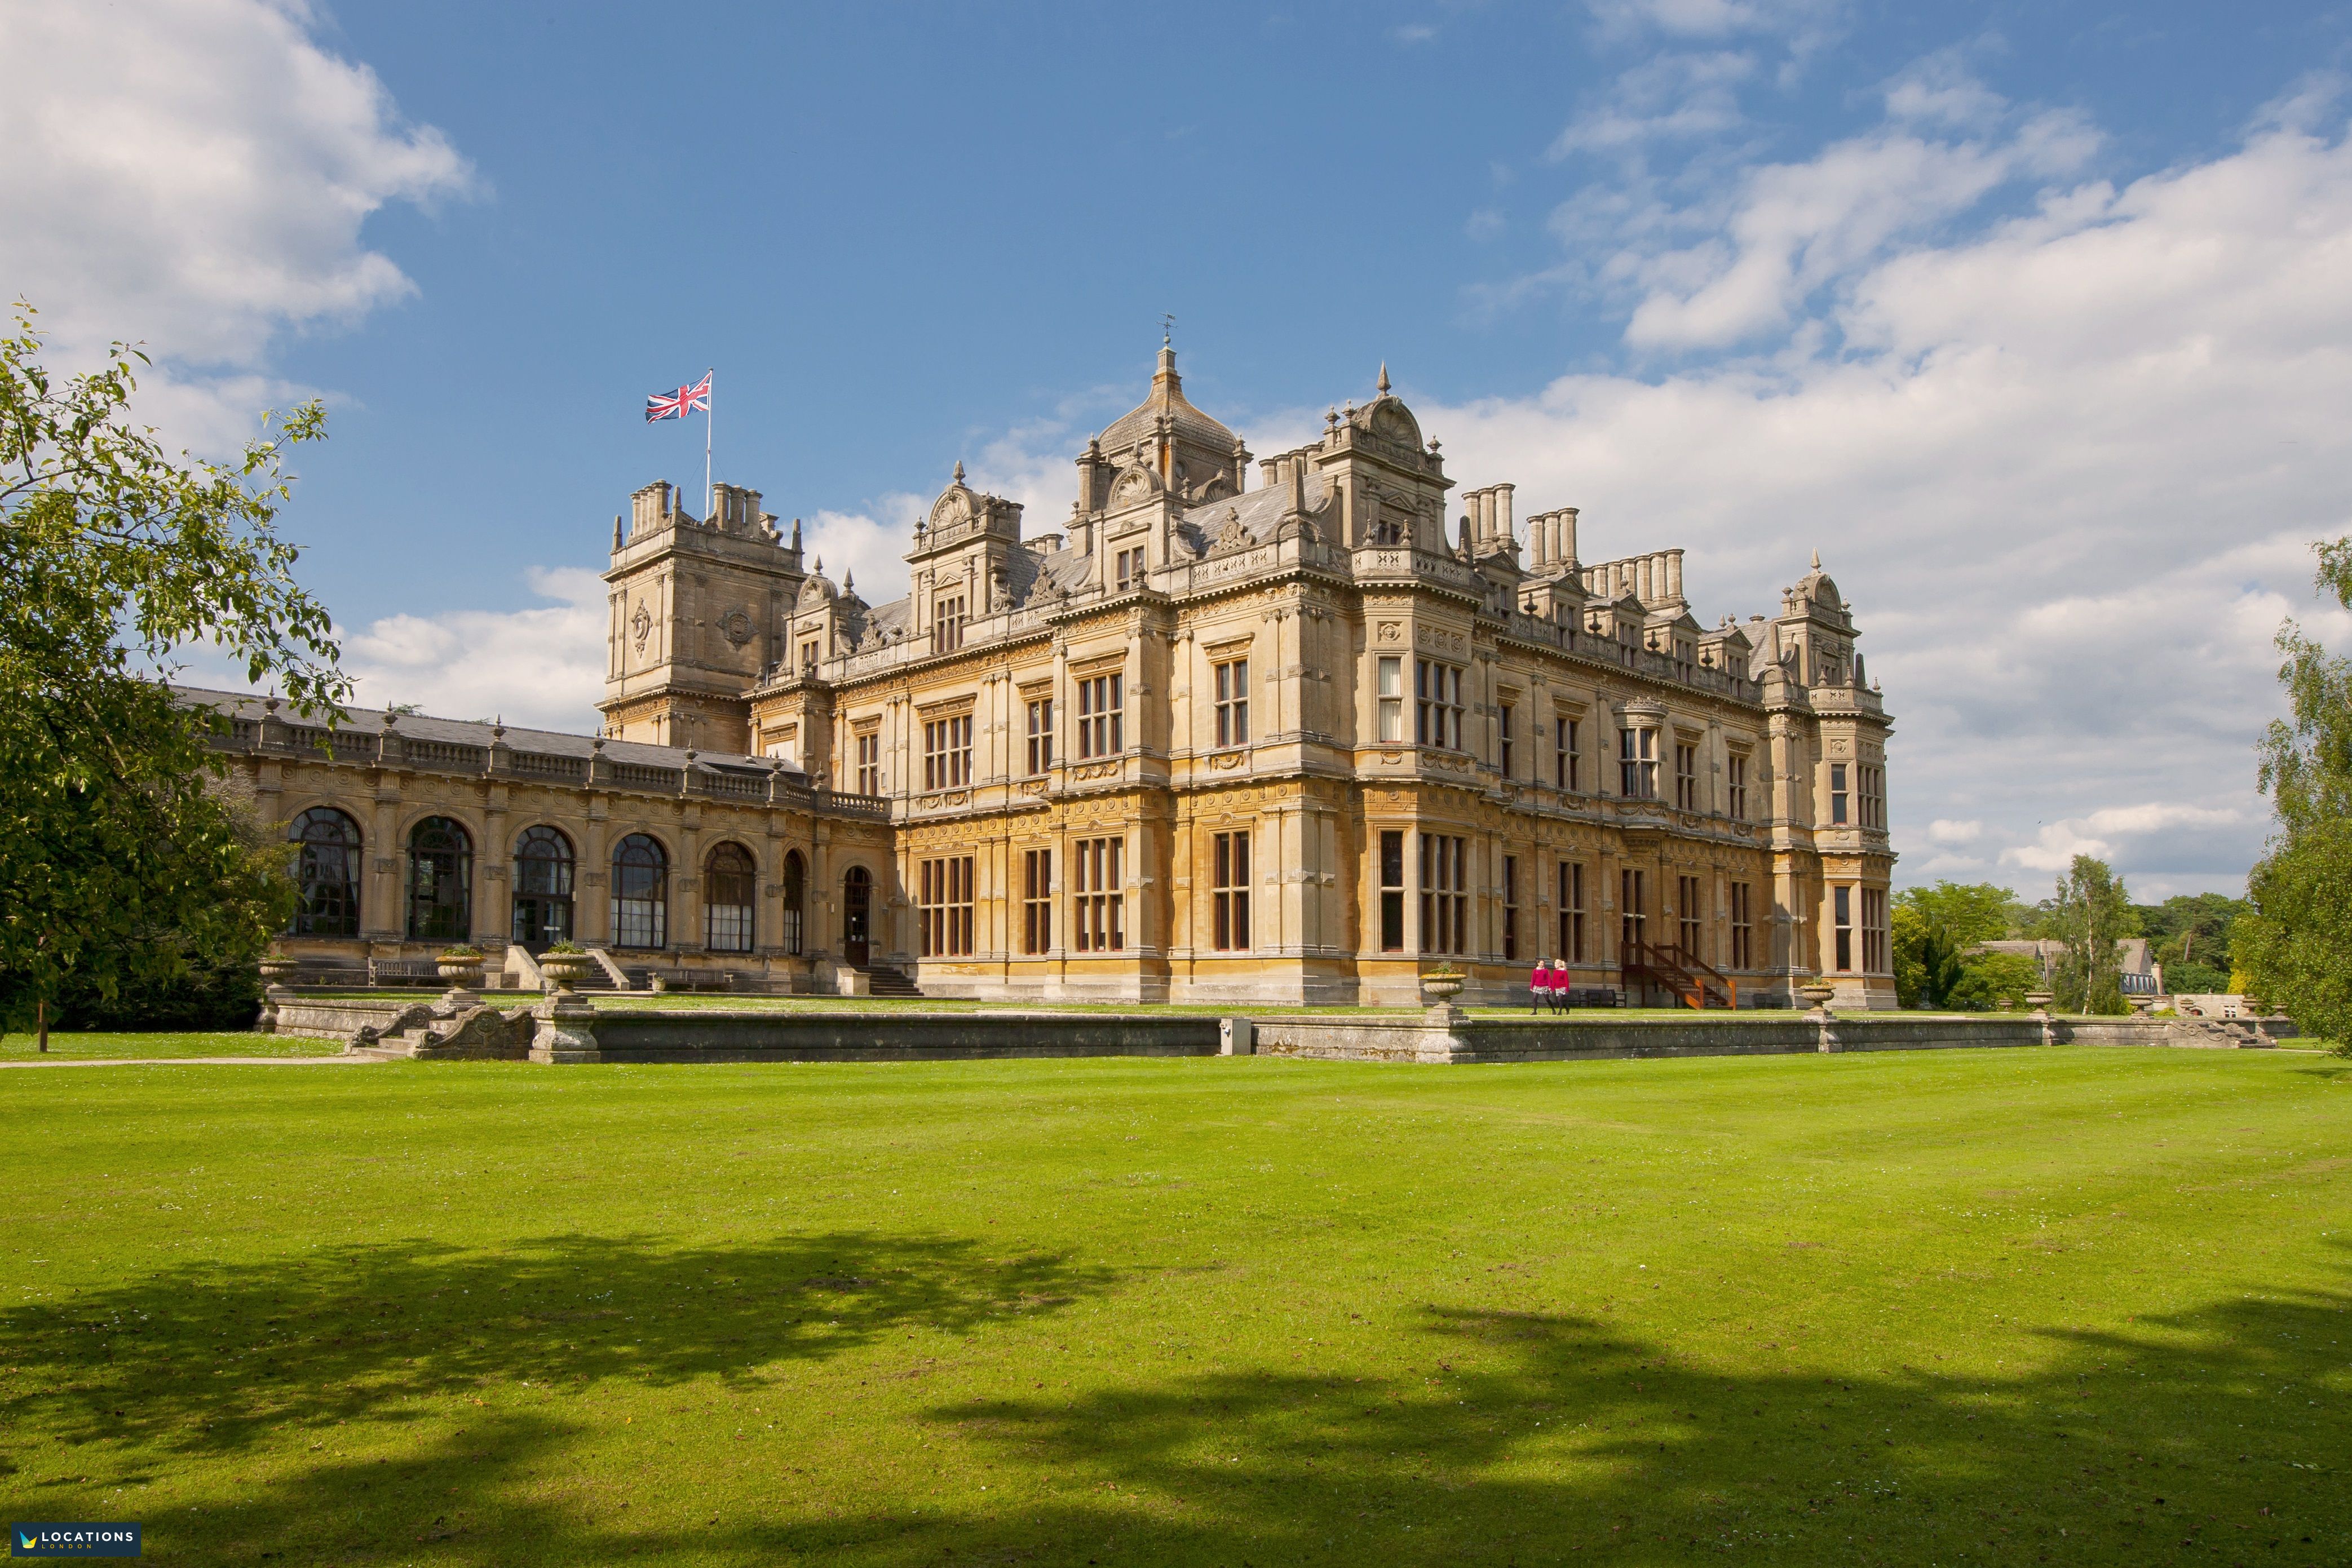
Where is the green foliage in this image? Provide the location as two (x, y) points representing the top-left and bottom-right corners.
(1898, 882), (2019, 946)
(2236, 538), (2352, 1049)
(1945, 951), (2046, 1011)
(2048, 855), (2134, 1014)
(0, 307), (345, 1031)
(2164, 960), (2233, 997)
(1893, 882), (2017, 1007)
(2131, 892), (2248, 976)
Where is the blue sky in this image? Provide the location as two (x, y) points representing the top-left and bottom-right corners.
(10, 0), (2352, 898)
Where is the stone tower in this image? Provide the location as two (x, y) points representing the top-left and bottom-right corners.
(599, 480), (805, 754)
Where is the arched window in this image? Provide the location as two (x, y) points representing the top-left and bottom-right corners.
(611, 834), (668, 949)
(511, 826), (575, 949)
(288, 807), (361, 937)
(780, 850), (806, 956)
(705, 842), (757, 953)
(406, 817), (473, 941)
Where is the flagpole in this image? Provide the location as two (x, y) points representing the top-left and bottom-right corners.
(704, 367), (714, 513)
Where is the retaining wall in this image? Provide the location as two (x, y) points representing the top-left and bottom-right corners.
(558, 1008), (1231, 1064)
(1253, 1011), (2294, 1065)
(269, 996), (2297, 1065)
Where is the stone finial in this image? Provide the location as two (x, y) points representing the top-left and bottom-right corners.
(790, 517), (803, 550)
(952, 460), (966, 485)
(262, 694), (280, 714)
(613, 515), (624, 548)
(843, 569), (855, 592)
(1377, 362), (1391, 394)
(1811, 548), (1822, 570)
(812, 555), (823, 574)
(383, 708), (400, 728)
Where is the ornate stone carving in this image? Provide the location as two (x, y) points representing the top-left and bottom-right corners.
(720, 608), (755, 648)
(631, 603), (652, 650)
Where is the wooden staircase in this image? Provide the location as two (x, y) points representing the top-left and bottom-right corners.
(1622, 939), (1739, 1011)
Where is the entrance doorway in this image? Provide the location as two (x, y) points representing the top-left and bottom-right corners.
(843, 865), (872, 967)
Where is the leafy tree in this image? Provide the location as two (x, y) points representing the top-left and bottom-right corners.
(2131, 892), (2247, 984)
(1892, 882), (2016, 1007)
(2049, 854), (2133, 1015)
(2236, 538), (2352, 1046)
(0, 308), (346, 1043)
(1946, 951), (2045, 1012)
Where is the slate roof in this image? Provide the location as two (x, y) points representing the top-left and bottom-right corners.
(174, 685), (800, 777)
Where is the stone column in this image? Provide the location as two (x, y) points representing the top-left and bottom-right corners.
(366, 782), (404, 944)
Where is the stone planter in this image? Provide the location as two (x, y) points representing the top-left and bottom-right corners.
(2024, 990), (2054, 1014)
(1420, 973), (1466, 1005)
(257, 956), (298, 987)
(1796, 982), (1836, 1013)
(539, 954), (593, 994)
(436, 959), (484, 988)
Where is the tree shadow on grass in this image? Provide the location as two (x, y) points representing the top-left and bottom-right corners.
(0, 1232), (1113, 1560)
(7, 1242), (2348, 1565)
(755, 1283), (2352, 1567)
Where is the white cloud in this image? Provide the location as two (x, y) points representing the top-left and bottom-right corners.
(1427, 108), (2352, 897)
(1585, 0), (1845, 42)
(1927, 819), (1983, 845)
(0, 0), (474, 448)
(1619, 100), (2098, 348)
(2001, 804), (2246, 874)
(1549, 50), (1756, 157)
(338, 568), (604, 730)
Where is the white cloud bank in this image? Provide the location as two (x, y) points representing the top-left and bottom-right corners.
(1433, 79), (2352, 897)
(23, 4), (2347, 903)
(418, 80), (2352, 902)
(0, 0), (473, 449)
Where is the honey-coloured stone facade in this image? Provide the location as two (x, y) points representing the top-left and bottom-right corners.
(602, 347), (1897, 1007)
(209, 347), (1893, 1007)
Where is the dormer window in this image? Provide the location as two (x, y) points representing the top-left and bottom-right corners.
(799, 638), (820, 672)
(932, 595), (965, 654)
(1116, 547), (1146, 592)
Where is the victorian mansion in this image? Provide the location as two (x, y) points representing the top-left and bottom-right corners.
(214, 346), (1895, 1008)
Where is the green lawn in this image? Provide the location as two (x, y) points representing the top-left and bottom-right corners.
(0, 1030), (344, 1060)
(1, 1049), (2343, 1566)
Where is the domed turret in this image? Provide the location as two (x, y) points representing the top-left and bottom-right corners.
(1082, 342), (1249, 509)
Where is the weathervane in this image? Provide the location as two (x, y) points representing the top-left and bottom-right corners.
(1160, 312), (1175, 347)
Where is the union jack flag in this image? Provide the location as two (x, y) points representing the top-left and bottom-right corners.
(645, 370), (711, 423)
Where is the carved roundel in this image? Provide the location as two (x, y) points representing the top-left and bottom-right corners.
(720, 608), (756, 648)
(1372, 401), (1421, 448)
(930, 488), (972, 530)
(1108, 465), (1160, 507)
(630, 602), (652, 650)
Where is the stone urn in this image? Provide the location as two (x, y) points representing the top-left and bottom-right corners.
(2024, 990), (2054, 1016)
(1421, 970), (1466, 1006)
(538, 952), (593, 994)
(2243, 994), (2269, 1017)
(1796, 981), (1837, 1015)
(436, 954), (484, 988)
(257, 955), (298, 987)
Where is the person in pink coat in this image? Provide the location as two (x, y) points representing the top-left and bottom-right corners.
(1530, 958), (1553, 1015)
